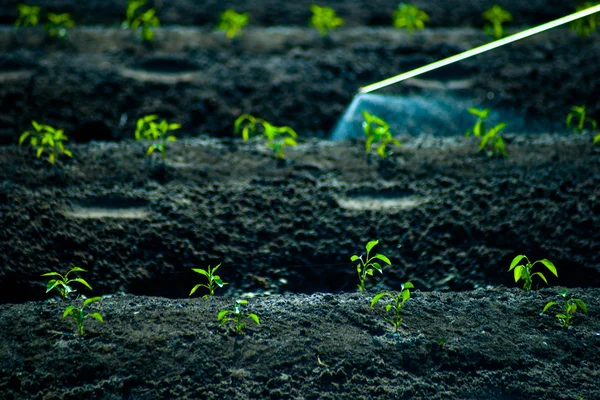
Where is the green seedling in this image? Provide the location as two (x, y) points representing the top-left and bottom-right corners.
(371, 282), (414, 333)
(566, 105), (598, 135)
(509, 255), (558, 290)
(310, 5), (344, 36)
(135, 115), (180, 159)
(190, 263), (228, 298)
(234, 114), (298, 159)
(362, 111), (401, 159)
(44, 13), (75, 39)
(19, 120), (73, 165)
(217, 9), (249, 38)
(122, 0), (160, 41)
(541, 289), (588, 328)
(392, 3), (430, 33)
(483, 5), (512, 39)
(477, 121), (507, 158)
(570, 2), (599, 36)
(15, 3), (41, 27)
(465, 108), (489, 137)
(41, 267), (92, 299)
(63, 296), (103, 336)
(218, 299), (260, 335)
(351, 239), (392, 291)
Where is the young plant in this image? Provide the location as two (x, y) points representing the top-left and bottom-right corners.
(44, 13), (75, 39)
(15, 3), (41, 27)
(370, 282), (414, 333)
(41, 267), (92, 299)
(477, 121), (507, 158)
(509, 255), (558, 290)
(392, 4), (430, 33)
(234, 114), (298, 159)
(134, 115), (180, 159)
(570, 2), (599, 37)
(218, 299), (260, 335)
(217, 9), (249, 39)
(464, 108), (489, 137)
(310, 5), (344, 36)
(122, 0), (160, 41)
(362, 111), (401, 159)
(351, 239), (392, 291)
(482, 5), (512, 39)
(541, 289), (588, 328)
(189, 263), (228, 298)
(19, 120), (73, 165)
(63, 296), (104, 336)
(566, 105), (598, 135)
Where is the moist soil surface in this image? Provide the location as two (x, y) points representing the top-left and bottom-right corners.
(1, 0), (600, 398)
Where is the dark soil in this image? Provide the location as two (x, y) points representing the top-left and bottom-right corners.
(1, 0), (600, 398)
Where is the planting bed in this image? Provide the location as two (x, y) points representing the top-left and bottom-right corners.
(1, 0), (600, 398)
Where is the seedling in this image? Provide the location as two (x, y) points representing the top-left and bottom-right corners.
(15, 3), (41, 27)
(509, 255), (558, 290)
(63, 296), (103, 336)
(44, 13), (75, 39)
(477, 121), (507, 158)
(464, 108), (489, 137)
(370, 282), (414, 333)
(541, 289), (588, 328)
(217, 9), (249, 38)
(351, 239), (392, 291)
(19, 120), (73, 165)
(218, 299), (260, 335)
(483, 5), (512, 39)
(41, 267), (92, 299)
(134, 115), (180, 159)
(566, 105), (598, 135)
(310, 5), (344, 36)
(570, 2), (599, 36)
(189, 263), (228, 298)
(392, 4), (430, 33)
(362, 111), (401, 158)
(122, 0), (160, 41)
(234, 114), (298, 159)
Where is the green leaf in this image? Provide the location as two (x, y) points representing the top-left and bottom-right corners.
(88, 313), (104, 323)
(365, 240), (378, 253)
(531, 272), (549, 285)
(167, 135), (177, 142)
(370, 292), (389, 307)
(541, 301), (557, 313)
(192, 268), (209, 277)
(217, 310), (229, 320)
(83, 296), (102, 307)
(46, 280), (61, 293)
(19, 132), (31, 146)
(48, 153), (56, 165)
(63, 306), (75, 318)
(72, 278), (92, 291)
(403, 282), (415, 290)
(385, 304), (392, 312)
(41, 272), (62, 277)
(238, 299), (248, 305)
(32, 120), (41, 131)
(168, 123), (181, 131)
(247, 313), (260, 325)
(573, 299), (588, 314)
(402, 289), (410, 302)
(539, 259), (558, 277)
(189, 284), (202, 296)
(283, 137), (297, 147)
(513, 265), (524, 282)
(147, 145), (155, 155)
(68, 267), (87, 274)
(63, 149), (73, 158)
(374, 254), (391, 265)
(214, 277), (225, 287)
(371, 262), (382, 273)
(366, 269), (374, 276)
(350, 255), (360, 262)
(509, 255), (526, 271)
(36, 147), (44, 158)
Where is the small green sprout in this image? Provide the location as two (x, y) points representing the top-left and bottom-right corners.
(509, 255), (558, 290)
(63, 296), (104, 336)
(19, 120), (73, 165)
(234, 114), (298, 159)
(190, 263), (228, 298)
(44, 13), (75, 39)
(122, 0), (160, 41)
(217, 9), (249, 39)
(477, 121), (507, 158)
(566, 105), (598, 135)
(371, 282), (414, 333)
(351, 239), (392, 291)
(135, 115), (180, 159)
(464, 108), (489, 137)
(362, 111), (401, 159)
(594, 132), (600, 145)
(310, 5), (344, 36)
(41, 267), (92, 299)
(570, 2), (599, 36)
(15, 3), (41, 27)
(541, 289), (588, 328)
(392, 4), (430, 33)
(218, 299), (260, 335)
(483, 5), (512, 39)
